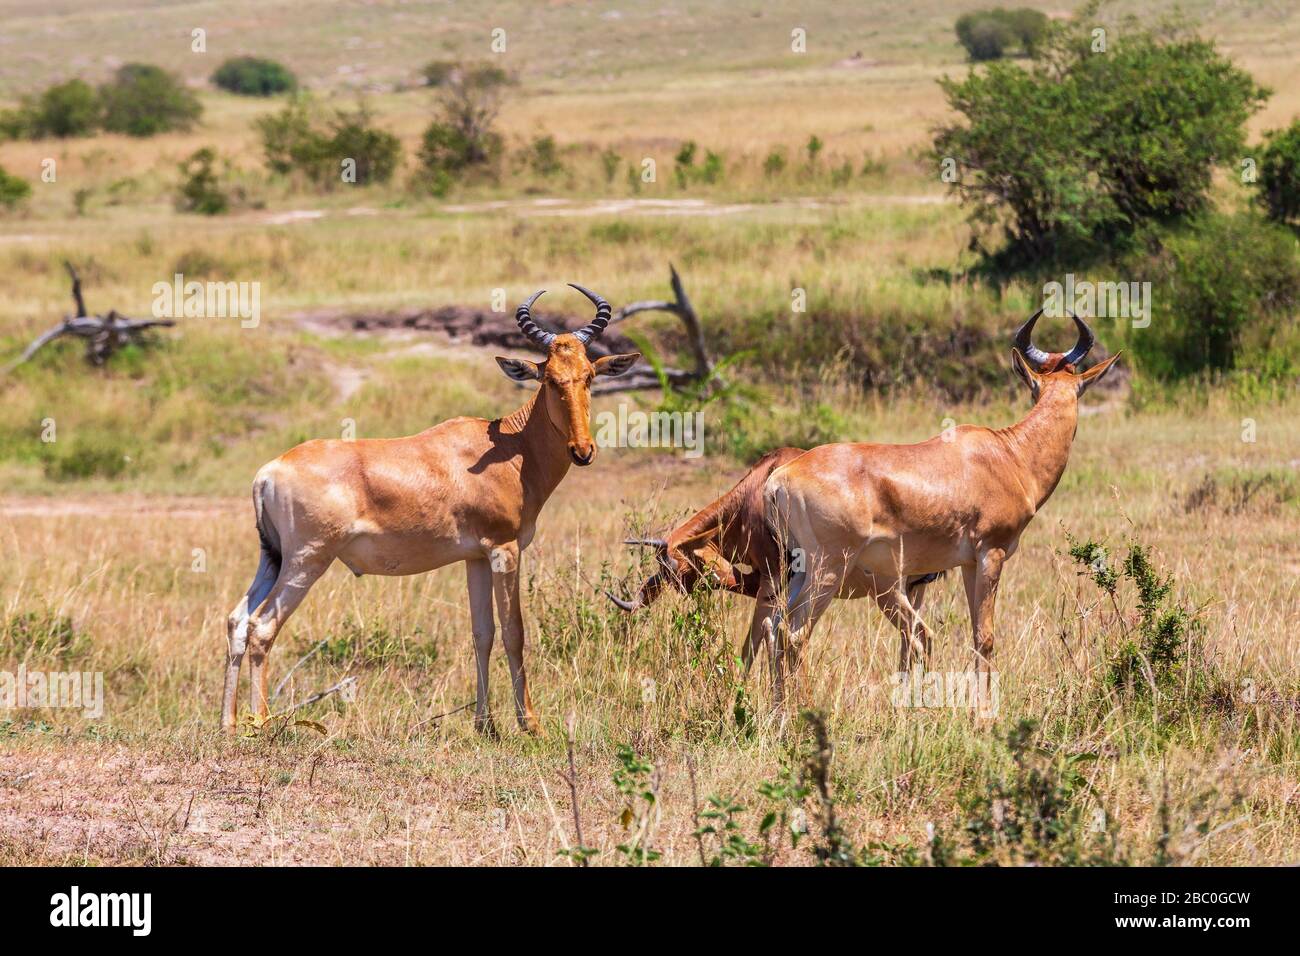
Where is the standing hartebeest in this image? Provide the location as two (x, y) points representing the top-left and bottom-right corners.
(762, 312), (1120, 698)
(222, 287), (640, 736)
(607, 447), (940, 679)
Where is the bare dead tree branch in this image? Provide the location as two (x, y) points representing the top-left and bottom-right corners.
(591, 264), (721, 395)
(4, 263), (175, 373)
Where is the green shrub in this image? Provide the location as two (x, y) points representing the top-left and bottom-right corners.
(525, 133), (565, 178)
(175, 147), (229, 214)
(955, 8), (1049, 61)
(328, 107), (402, 185)
(1132, 213), (1300, 378)
(935, 15), (1267, 265)
(1255, 119), (1300, 225)
(956, 14), (1014, 61)
(256, 97), (400, 188)
(421, 60), (457, 87)
(26, 79), (101, 138)
(211, 56), (297, 96)
(413, 64), (509, 192)
(100, 63), (202, 137)
(0, 165), (31, 210)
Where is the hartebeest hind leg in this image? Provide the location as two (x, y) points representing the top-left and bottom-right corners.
(247, 554), (332, 720)
(465, 558), (499, 737)
(223, 550), (280, 731)
(962, 547), (1006, 673)
(768, 557), (843, 708)
(490, 543), (540, 735)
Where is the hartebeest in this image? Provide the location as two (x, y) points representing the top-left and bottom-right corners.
(762, 312), (1120, 696)
(222, 287), (640, 735)
(608, 447), (940, 678)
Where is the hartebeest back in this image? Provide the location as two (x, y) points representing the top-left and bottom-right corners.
(222, 287), (639, 735)
(762, 311), (1120, 700)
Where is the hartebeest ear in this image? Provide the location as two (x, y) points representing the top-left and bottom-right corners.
(1076, 351), (1122, 396)
(1010, 349), (1042, 401)
(593, 352), (641, 377)
(496, 356), (544, 382)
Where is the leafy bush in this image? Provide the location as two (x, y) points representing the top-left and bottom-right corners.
(26, 79), (101, 138)
(100, 63), (202, 137)
(256, 97), (401, 188)
(211, 56), (297, 96)
(0, 165), (31, 210)
(956, 13), (1014, 61)
(414, 63), (509, 193)
(935, 15), (1267, 265)
(175, 147), (229, 215)
(1132, 213), (1300, 378)
(525, 133), (565, 178)
(1254, 119), (1300, 225)
(955, 8), (1047, 61)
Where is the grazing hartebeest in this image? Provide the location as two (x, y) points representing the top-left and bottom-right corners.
(762, 312), (1120, 697)
(222, 287), (640, 735)
(608, 447), (941, 677)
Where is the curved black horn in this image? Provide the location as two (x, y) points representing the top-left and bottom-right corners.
(1014, 308), (1052, 370)
(569, 283), (612, 345)
(623, 537), (668, 549)
(606, 590), (641, 612)
(1061, 312), (1096, 368)
(516, 290), (555, 349)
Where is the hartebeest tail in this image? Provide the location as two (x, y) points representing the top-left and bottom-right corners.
(608, 446), (944, 677)
(761, 311), (1120, 701)
(222, 286), (640, 736)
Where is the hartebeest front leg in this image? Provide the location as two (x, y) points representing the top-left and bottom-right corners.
(490, 543), (540, 735)
(962, 547), (1006, 674)
(465, 558), (498, 737)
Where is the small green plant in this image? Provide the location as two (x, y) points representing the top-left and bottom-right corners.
(600, 147), (621, 183)
(525, 133), (565, 178)
(695, 795), (764, 866)
(805, 134), (823, 165)
(211, 56), (297, 96)
(762, 149), (786, 177)
(612, 744), (661, 865)
(0, 165), (31, 210)
(176, 147), (229, 215)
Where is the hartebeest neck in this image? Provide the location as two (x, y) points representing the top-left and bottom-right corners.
(999, 382), (1079, 512)
(497, 386), (573, 511)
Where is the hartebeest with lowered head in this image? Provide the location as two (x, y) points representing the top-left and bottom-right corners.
(608, 446), (940, 678)
(762, 311), (1120, 698)
(222, 287), (639, 735)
